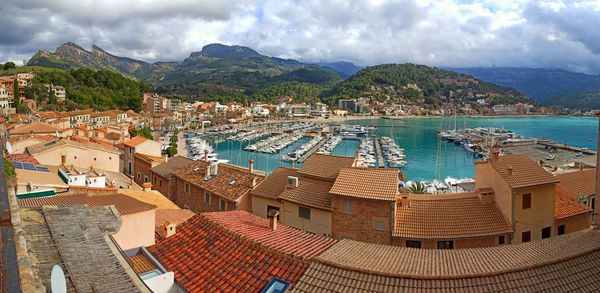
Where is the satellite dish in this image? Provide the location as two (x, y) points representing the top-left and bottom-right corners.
(50, 264), (67, 293)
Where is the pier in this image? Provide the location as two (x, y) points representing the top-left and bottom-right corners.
(374, 137), (385, 168)
(297, 138), (329, 163)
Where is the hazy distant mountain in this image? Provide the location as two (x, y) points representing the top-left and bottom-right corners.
(313, 61), (362, 78)
(449, 67), (600, 103)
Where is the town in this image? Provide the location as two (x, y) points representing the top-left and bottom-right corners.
(1, 73), (600, 291)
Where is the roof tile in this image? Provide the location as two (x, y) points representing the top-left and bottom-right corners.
(279, 178), (333, 210)
(18, 193), (157, 215)
(488, 154), (558, 188)
(298, 154), (355, 181)
(330, 168), (398, 201)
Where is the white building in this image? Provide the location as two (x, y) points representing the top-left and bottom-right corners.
(252, 106), (270, 118)
(0, 84), (15, 114)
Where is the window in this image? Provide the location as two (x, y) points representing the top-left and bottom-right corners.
(267, 205), (280, 219)
(541, 227), (551, 239)
(144, 176), (149, 183)
(128, 161), (132, 175)
(499, 235), (505, 245)
(204, 191), (211, 204)
(159, 180), (162, 187)
(93, 158), (96, 161)
(374, 220), (385, 231)
(558, 225), (566, 235)
(522, 193), (531, 209)
(341, 198), (353, 214)
(592, 198), (596, 210)
(406, 240), (421, 248)
(137, 172), (141, 179)
(298, 206), (311, 220)
(220, 199), (227, 211)
(437, 241), (454, 249)
(522, 231), (531, 242)
(184, 183), (190, 193)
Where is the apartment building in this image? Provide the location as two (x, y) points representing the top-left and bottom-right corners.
(122, 136), (162, 178)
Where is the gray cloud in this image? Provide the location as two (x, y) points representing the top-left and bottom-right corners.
(2, 0), (600, 74)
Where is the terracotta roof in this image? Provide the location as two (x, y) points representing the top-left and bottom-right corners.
(6, 154), (39, 164)
(118, 189), (180, 209)
(147, 215), (308, 292)
(329, 168), (398, 201)
(203, 211), (337, 259)
(18, 193), (157, 215)
(134, 152), (165, 164)
(155, 209), (196, 235)
(25, 138), (121, 155)
(554, 185), (592, 220)
(251, 167), (299, 199)
(38, 108), (93, 120)
(293, 230), (600, 292)
(123, 136), (148, 147)
(556, 169), (595, 198)
(173, 161), (264, 202)
(394, 193), (512, 239)
(128, 254), (157, 274)
(10, 122), (62, 135)
(297, 154), (355, 181)
(279, 178), (333, 210)
(488, 154), (559, 188)
(150, 156), (194, 179)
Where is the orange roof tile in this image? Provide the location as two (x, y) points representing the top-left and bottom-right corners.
(147, 214), (308, 292)
(251, 167), (299, 199)
(6, 153), (39, 164)
(155, 209), (196, 235)
(487, 154), (558, 188)
(10, 122), (62, 135)
(173, 161), (264, 202)
(123, 136), (148, 147)
(298, 154), (355, 181)
(329, 168), (398, 201)
(279, 177), (333, 210)
(18, 193), (157, 215)
(134, 152), (165, 164)
(203, 211), (337, 259)
(556, 169), (595, 198)
(554, 185), (592, 220)
(394, 193), (512, 239)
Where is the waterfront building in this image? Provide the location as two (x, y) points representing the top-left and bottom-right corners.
(172, 159), (265, 213)
(133, 153), (165, 187)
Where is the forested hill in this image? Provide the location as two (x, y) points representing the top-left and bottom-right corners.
(1, 67), (148, 112)
(320, 64), (529, 105)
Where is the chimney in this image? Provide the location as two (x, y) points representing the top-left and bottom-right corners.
(400, 194), (410, 207)
(252, 176), (258, 188)
(204, 150), (209, 162)
(204, 164), (211, 180)
(142, 182), (152, 191)
(248, 159), (254, 174)
(507, 165), (513, 176)
(268, 210), (280, 231)
(490, 148), (500, 162)
(160, 222), (177, 238)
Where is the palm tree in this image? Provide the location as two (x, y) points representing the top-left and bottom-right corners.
(407, 181), (427, 194)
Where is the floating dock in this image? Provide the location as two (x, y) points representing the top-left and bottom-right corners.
(297, 138), (329, 164)
(374, 138), (385, 168)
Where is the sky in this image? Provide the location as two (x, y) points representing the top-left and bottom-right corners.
(2, 0), (600, 74)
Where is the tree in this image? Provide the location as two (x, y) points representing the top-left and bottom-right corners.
(17, 104), (31, 114)
(130, 127), (153, 140)
(3, 159), (16, 177)
(407, 181), (427, 194)
(3, 62), (16, 70)
(166, 146), (178, 157)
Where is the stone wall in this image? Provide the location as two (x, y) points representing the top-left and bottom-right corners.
(331, 195), (393, 244)
(391, 233), (511, 249)
(133, 156), (153, 187)
(150, 173), (171, 199)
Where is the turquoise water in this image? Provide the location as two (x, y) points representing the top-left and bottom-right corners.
(207, 117), (598, 181)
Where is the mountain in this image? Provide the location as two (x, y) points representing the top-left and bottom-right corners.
(320, 64), (529, 105)
(313, 61), (362, 78)
(545, 91), (600, 110)
(448, 67), (600, 102)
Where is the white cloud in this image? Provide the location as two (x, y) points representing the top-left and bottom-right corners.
(1, 0), (600, 73)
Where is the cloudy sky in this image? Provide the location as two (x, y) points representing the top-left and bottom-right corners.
(2, 0), (600, 73)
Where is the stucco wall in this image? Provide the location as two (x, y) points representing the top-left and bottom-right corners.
(112, 209), (156, 250)
(555, 213), (591, 235)
(513, 184), (556, 243)
(252, 196), (281, 219)
(281, 200), (331, 237)
(32, 146), (120, 172)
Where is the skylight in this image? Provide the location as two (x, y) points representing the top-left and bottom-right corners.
(261, 278), (290, 293)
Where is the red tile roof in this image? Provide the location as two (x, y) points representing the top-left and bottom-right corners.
(487, 154), (559, 188)
(330, 168), (398, 201)
(147, 214), (308, 292)
(203, 211), (337, 259)
(298, 154), (355, 181)
(6, 154), (39, 164)
(123, 136), (148, 147)
(556, 169), (595, 198)
(394, 193), (512, 239)
(554, 185), (592, 220)
(18, 194), (157, 215)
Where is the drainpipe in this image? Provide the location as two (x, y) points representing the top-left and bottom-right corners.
(595, 112), (600, 227)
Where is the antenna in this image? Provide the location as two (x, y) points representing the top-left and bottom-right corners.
(51, 264), (67, 293)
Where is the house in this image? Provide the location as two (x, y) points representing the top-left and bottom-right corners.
(18, 193), (158, 250)
(555, 169), (595, 210)
(13, 162), (69, 198)
(146, 210), (336, 292)
(133, 153), (165, 187)
(122, 136), (162, 178)
(311, 102), (330, 117)
(25, 138), (122, 173)
(9, 122), (66, 139)
(48, 84), (66, 102)
(171, 159), (264, 213)
(149, 156), (194, 200)
(0, 84), (15, 114)
(6, 135), (57, 154)
(475, 150), (591, 243)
